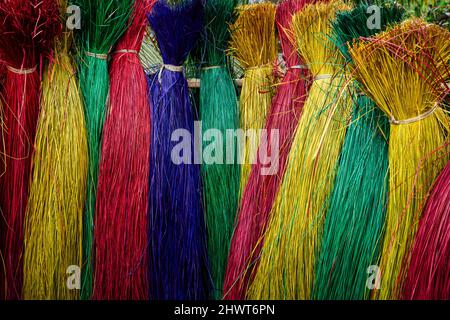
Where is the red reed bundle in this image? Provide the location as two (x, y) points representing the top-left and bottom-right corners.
(403, 148), (450, 300)
(223, 0), (315, 300)
(0, 0), (60, 300)
(94, 0), (155, 300)
(0, 60), (4, 300)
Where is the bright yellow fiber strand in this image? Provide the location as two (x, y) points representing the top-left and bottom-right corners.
(23, 51), (87, 300)
(229, 3), (277, 198)
(247, 0), (351, 300)
(23, 0), (88, 299)
(349, 19), (450, 300)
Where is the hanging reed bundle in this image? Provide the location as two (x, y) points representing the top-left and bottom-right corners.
(0, 73), (4, 300)
(0, 0), (60, 300)
(223, 0), (314, 300)
(22, 0), (88, 300)
(0, 65), (4, 170)
(93, 0), (154, 300)
(199, 0), (240, 300)
(313, 3), (405, 300)
(229, 3), (277, 199)
(140, 28), (163, 74)
(147, 0), (211, 300)
(247, 0), (351, 300)
(73, 0), (133, 300)
(403, 153), (450, 300)
(349, 18), (450, 300)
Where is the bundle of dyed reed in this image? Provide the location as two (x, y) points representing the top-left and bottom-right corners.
(22, 0), (88, 300)
(349, 19), (450, 300)
(403, 153), (450, 300)
(147, 0), (210, 300)
(140, 28), (163, 74)
(73, 0), (133, 300)
(93, 0), (154, 300)
(229, 3), (277, 198)
(313, 3), (405, 300)
(247, 0), (351, 300)
(224, 0), (314, 300)
(0, 73), (4, 300)
(199, 0), (240, 300)
(0, 0), (60, 300)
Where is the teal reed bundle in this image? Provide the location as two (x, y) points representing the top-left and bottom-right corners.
(199, 0), (240, 299)
(313, 2), (405, 300)
(73, 0), (133, 299)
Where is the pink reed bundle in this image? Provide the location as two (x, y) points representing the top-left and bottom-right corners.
(0, 0), (60, 300)
(403, 146), (450, 300)
(223, 0), (315, 300)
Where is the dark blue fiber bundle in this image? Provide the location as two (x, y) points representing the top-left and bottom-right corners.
(147, 0), (211, 300)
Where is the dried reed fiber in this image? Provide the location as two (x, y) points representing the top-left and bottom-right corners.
(0, 0), (60, 300)
(73, 0), (133, 299)
(200, 0), (240, 299)
(229, 3), (277, 199)
(22, 0), (87, 300)
(140, 27), (163, 74)
(247, 0), (352, 300)
(147, 0), (211, 300)
(349, 18), (450, 299)
(223, 0), (315, 300)
(403, 154), (450, 300)
(0, 71), (4, 300)
(313, 3), (405, 300)
(23, 53), (88, 300)
(93, 0), (154, 300)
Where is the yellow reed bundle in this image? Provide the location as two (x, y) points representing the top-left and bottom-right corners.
(23, 0), (88, 300)
(229, 3), (277, 198)
(247, 0), (351, 300)
(349, 18), (450, 300)
(23, 50), (88, 300)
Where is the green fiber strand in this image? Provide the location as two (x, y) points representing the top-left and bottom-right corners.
(79, 56), (108, 300)
(200, 0), (240, 299)
(314, 95), (389, 299)
(73, 0), (133, 300)
(313, 2), (405, 300)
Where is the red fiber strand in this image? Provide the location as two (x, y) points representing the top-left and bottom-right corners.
(403, 156), (450, 300)
(93, 0), (155, 300)
(0, 0), (60, 300)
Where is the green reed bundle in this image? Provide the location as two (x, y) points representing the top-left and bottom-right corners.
(73, 0), (133, 299)
(313, 3), (405, 300)
(199, 0), (240, 299)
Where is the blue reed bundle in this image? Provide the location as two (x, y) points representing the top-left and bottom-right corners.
(147, 0), (211, 300)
